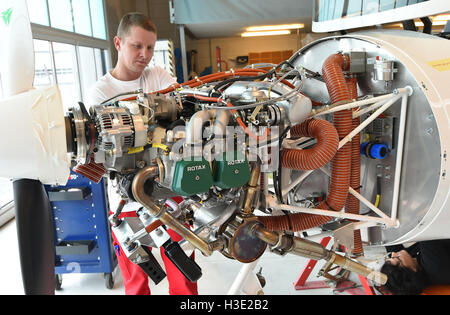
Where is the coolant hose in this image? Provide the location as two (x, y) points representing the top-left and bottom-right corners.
(281, 118), (339, 170)
(258, 53), (353, 231)
(345, 77), (363, 256)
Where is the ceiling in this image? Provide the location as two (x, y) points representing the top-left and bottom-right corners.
(172, 0), (314, 38)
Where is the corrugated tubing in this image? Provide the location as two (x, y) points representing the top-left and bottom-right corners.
(345, 77), (363, 256)
(258, 53), (353, 232)
(281, 118), (339, 170)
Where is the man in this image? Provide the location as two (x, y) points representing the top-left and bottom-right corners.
(88, 14), (175, 104)
(380, 239), (450, 295)
(87, 12), (198, 296)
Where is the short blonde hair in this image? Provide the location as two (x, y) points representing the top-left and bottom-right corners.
(117, 12), (157, 38)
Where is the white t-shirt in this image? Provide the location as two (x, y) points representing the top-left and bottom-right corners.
(86, 65), (176, 107)
(86, 66), (177, 213)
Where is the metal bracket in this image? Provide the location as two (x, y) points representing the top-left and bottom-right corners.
(269, 232), (292, 256)
(333, 221), (356, 251)
(322, 220), (356, 251)
(317, 253), (350, 288)
(169, 0), (175, 24)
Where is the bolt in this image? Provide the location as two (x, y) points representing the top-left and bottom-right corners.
(135, 254), (142, 263)
(136, 160), (146, 168)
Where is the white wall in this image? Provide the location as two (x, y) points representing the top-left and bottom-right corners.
(192, 32), (328, 75)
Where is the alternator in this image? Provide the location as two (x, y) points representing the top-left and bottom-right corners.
(93, 104), (148, 166)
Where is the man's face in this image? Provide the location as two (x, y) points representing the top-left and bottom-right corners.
(115, 26), (157, 75)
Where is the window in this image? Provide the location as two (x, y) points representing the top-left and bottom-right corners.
(315, 0), (430, 22)
(380, 0), (396, 12)
(28, 0), (110, 110)
(78, 46), (104, 102)
(32, 40), (109, 111)
(90, 0), (107, 40)
(27, 0), (107, 40)
(53, 42), (81, 110)
(72, 0), (93, 37)
(33, 40), (55, 86)
(26, 0), (50, 26)
(48, 0), (74, 32)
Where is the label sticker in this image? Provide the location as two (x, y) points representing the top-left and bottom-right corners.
(428, 58), (450, 72)
(1, 8), (12, 26)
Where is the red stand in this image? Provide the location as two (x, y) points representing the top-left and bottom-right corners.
(293, 236), (331, 290)
(293, 236), (376, 295)
(358, 274), (376, 295)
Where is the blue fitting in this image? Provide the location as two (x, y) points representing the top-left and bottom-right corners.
(360, 142), (369, 156)
(361, 142), (389, 159)
(370, 143), (389, 159)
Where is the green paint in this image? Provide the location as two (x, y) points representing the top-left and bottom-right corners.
(171, 158), (214, 196)
(1, 8), (13, 26)
(213, 152), (251, 189)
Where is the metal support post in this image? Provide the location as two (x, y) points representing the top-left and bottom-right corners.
(178, 24), (188, 82)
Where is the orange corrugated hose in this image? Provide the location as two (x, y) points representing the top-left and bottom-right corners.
(118, 68), (324, 106)
(345, 76), (364, 256)
(258, 53), (353, 232)
(281, 118), (339, 170)
(156, 69), (293, 94)
(118, 69), (268, 101)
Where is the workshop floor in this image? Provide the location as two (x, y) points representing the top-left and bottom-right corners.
(0, 218), (355, 295)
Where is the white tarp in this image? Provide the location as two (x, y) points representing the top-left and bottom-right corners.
(0, 86), (70, 185)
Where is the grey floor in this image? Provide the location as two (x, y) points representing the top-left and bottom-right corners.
(0, 218), (377, 295)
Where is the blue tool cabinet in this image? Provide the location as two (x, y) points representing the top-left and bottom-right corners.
(45, 170), (117, 290)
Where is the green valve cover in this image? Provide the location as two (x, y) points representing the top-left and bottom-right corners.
(213, 152), (251, 189)
(172, 158), (214, 196)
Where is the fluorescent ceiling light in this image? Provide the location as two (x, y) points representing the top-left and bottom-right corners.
(241, 30), (291, 37)
(246, 24), (304, 32)
(389, 16), (449, 28)
(433, 14), (450, 21)
(414, 14), (450, 26)
(415, 20), (448, 27)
